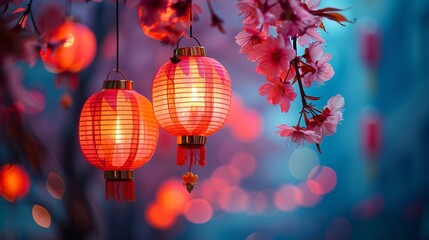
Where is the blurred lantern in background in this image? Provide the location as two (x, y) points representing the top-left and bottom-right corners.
(0, 164), (31, 203)
(78, 74), (159, 201)
(40, 19), (96, 90)
(362, 107), (383, 160)
(361, 21), (381, 70)
(152, 45), (232, 192)
(137, 0), (190, 44)
(360, 19), (381, 93)
(361, 106), (383, 181)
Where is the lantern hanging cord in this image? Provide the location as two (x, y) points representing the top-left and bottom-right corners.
(115, 0), (119, 73)
(189, 0), (193, 37)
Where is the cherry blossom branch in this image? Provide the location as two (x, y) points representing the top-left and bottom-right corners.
(292, 36), (308, 110)
(235, 0), (348, 151)
(13, 0), (41, 35)
(206, 0), (224, 33)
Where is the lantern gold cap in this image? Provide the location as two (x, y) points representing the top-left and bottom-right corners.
(177, 136), (207, 146)
(104, 170), (134, 180)
(102, 80), (133, 90)
(175, 47), (206, 57)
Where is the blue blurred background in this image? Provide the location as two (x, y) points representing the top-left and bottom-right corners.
(1, 0), (429, 239)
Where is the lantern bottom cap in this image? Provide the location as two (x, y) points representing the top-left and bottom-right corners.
(177, 135), (207, 146)
(104, 170), (134, 180)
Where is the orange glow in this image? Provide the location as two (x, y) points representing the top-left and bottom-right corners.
(0, 164), (30, 202)
(152, 56), (232, 137)
(183, 199), (213, 224)
(32, 205), (51, 228)
(46, 172), (65, 200)
(157, 178), (190, 214)
(79, 89), (159, 170)
(231, 109), (263, 142)
(230, 151), (257, 178)
(274, 185), (300, 211)
(145, 202), (177, 229)
(40, 20), (96, 73)
(307, 166), (337, 195)
(226, 94), (263, 142)
(138, 0), (189, 41)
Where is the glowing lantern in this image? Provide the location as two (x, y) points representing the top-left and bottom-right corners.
(137, 0), (190, 43)
(0, 164), (31, 202)
(79, 77), (159, 201)
(152, 46), (232, 192)
(40, 19), (96, 74)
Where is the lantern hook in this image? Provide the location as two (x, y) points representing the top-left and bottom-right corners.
(176, 35), (202, 49)
(106, 69), (128, 80)
(171, 35), (202, 64)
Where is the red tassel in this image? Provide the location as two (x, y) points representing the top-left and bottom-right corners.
(177, 146), (206, 167)
(199, 147), (206, 166)
(105, 180), (135, 202)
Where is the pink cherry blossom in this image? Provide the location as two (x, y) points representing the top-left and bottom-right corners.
(276, 124), (321, 145)
(235, 26), (267, 62)
(305, 0), (321, 10)
(302, 42), (334, 87)
(258, 78), (297, 112)
(298, 27), (323, 46)
(255, 35), (296, 77)
(277, 0), (317, 38)
(237, 0), (263, 28)
(237, 0), (277, 30)
(310, 94), (344, 137)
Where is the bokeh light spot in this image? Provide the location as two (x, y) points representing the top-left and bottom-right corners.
(0, 164), (31, 202)
(218, 187), (250, 213)
(156, 178), (190, 215)
(231, 109), (263, 142)
(212, 165), (241, 186)
(184, 199), (213, 224)
(274, 185), (300, 211)
(230, 151), (257, 178)
(32, 205), (51, 228)
(296, 183), (321, 207)
(253, 192), (268, 214)
(289, 148), (319, 180)
(307, 166), (337, 195)
(145, 202), (177, 229)
(46, 172), (65, 200)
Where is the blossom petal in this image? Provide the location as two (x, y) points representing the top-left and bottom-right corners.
(327, 94), (344, 113)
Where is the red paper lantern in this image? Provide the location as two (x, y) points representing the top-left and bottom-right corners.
(40, 19), (96, 74)
(79, 78), (159, 201)
(152, 46), (232, 192)
(0, 164), (31, 203)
